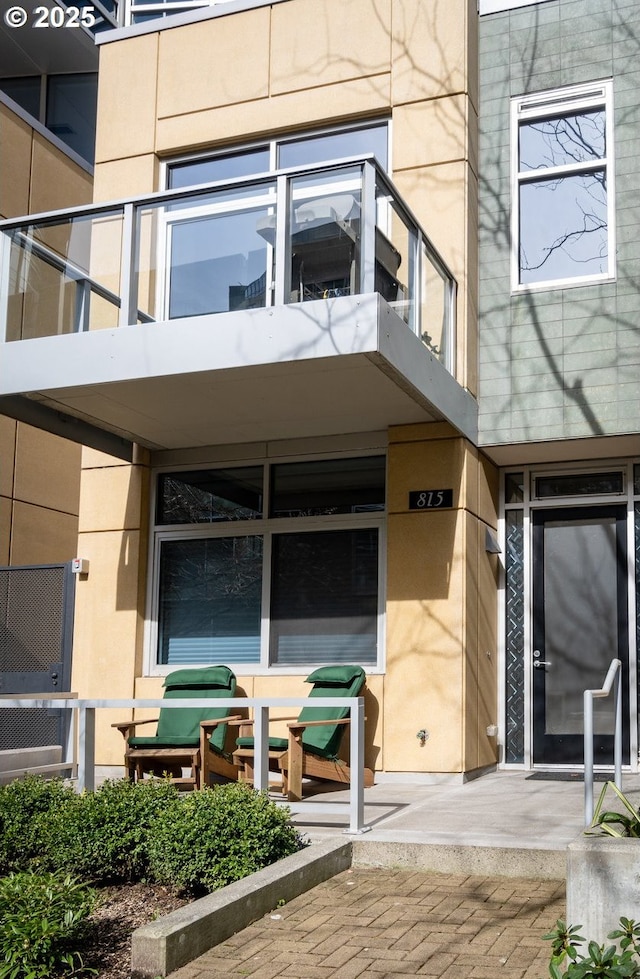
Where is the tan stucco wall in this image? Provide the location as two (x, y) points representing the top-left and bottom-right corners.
(0, 103), (92, 565)
(79, 0), (489, 774)
(72, 446), (151, 755)
(93, 0), (478, 394)
(384, 423), (498, 774)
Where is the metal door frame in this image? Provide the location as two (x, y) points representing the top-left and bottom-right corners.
(531, 504), (630, 766)
(498, 460), (639, 772)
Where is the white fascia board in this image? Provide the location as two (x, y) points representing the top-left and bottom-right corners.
(375, 306), (478, 444)
(479, 0), (556, 14)
(0, 295), (381, 393)
(0, 295), (478, 445)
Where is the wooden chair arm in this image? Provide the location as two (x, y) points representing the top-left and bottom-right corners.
(111, 718), (158, 739)
(287, 717), (352, 731)
(200, 715), (243, 733)
(237, 716), (299, 727)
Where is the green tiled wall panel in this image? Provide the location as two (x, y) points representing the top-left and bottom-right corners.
(479, 0), (640, 445)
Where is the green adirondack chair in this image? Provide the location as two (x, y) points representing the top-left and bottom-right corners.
(233, 664), (374, 801)
(113, 665), (240, 789)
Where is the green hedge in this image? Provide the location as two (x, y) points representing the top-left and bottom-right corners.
(43, 777), (179, 883)
(0, 775), (75, 874)
(0, 776), (305, 892)
(148, 781), (305, 895)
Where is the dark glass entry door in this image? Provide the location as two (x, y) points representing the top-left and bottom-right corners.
(532, 506), (629, 766)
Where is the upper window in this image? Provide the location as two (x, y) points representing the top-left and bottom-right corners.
(166, 122), (389, 190)
(161, 122), (392, 321)
(512, 82), (615, 290)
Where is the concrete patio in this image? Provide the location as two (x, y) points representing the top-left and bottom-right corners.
(289, 770), (640, 871)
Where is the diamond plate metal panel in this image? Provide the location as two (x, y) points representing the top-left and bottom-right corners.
(505, 510), (525, 764)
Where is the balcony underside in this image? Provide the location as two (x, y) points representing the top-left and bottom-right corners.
(0, 4), (99, 75)
(0, 295), (477, 452)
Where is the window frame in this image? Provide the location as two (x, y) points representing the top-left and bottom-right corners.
(160, 119), (392, 192)
(145, 451), (387, 676)
(154, 121), (390, 321)
(511, 80), (616, 292)
(157, 182), (278, 319)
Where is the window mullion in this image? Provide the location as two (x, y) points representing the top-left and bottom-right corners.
(261, 531), (272, 668)
(518, 158), (606, 182)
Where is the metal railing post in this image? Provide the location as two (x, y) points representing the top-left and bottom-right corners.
(360, 161), (377, 294)
(253, 704), (269, 792)
(614, 667), (622, 790)
(119, 202), (136, 327)
(584, 690), (594, 826)
(273, 174), (289, 306)
(65, 699), (78, 780)
(584, 658), (622, 826)
(77, 704), (95, 793)
(348, 698), (366, 833)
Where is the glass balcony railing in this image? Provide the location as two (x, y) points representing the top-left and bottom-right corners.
(0, 158), (457, 372)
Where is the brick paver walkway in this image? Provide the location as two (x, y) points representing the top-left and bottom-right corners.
(169, 868), (565, 979)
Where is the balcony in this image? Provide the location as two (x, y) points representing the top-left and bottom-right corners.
(0, 157), (476, 453)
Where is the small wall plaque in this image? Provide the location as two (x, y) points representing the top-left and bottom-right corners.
(408, 489), (453, 510)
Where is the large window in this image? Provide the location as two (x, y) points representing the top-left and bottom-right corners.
(151, 456), (385, 670)
(161, 122), (390, 321)
(512, 82), (614, 290)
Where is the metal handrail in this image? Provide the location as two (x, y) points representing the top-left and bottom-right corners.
(584, 658), (622, 825)
(0, 695), (371, 835)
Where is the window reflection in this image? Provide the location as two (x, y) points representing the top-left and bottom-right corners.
(168, 207), (270, 317)
(168, 148), (271, 190)
(158, 537), (262, 665)
(519, 111), (605, 170)
(157, 467), (263, 523)
(519, 171), (607, 284)
(278, 125), (388, 171)
(167, 123), (389, 190)
(269, 529), (379, 666)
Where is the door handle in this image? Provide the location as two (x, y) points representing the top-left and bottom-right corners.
(533, 660), (551, 668)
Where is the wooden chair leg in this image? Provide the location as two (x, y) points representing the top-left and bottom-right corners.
(241, 758), (254, 784)
(287, 734), (303, 802)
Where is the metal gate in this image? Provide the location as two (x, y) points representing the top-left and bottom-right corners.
(0, 564), (75, 750)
